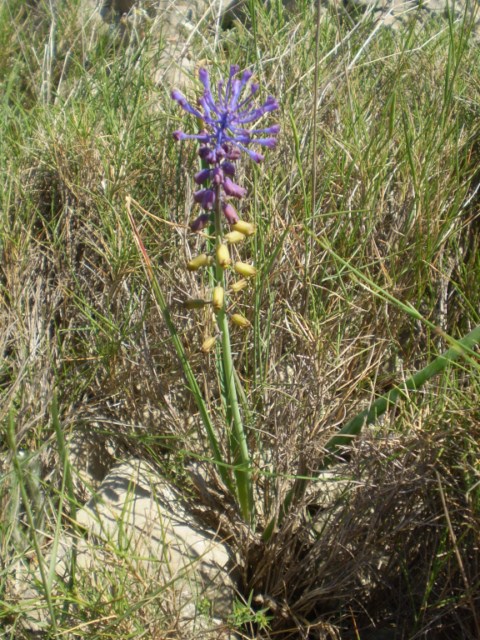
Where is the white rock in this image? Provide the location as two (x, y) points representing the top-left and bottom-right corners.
(13, 459), (238, 638)
(74, 459), (236, 621)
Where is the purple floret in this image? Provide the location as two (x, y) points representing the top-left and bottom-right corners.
(194, 168), (211, 185)
(172, 66), (279, 163)
(193, 189), (216, 210)
(172, 66), (279, 223)
(222, 202), (239, 225)
(223, 178), (247, 199)
(190, 213), (211, 232)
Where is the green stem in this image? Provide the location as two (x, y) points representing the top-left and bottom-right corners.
(323, 323), (480, 460)
(263, 324), (480, 541)
(214, 184), (253, 523)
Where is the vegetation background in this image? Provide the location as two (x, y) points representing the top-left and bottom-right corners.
(0, 0), (479, 638)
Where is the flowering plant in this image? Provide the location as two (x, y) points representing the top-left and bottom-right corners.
(170, 66), (279, 523)
(172, 65), (279, 229)
(127, 65), (480, 538)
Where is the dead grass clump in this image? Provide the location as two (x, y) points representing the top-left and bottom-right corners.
(240, 405), (480, 639)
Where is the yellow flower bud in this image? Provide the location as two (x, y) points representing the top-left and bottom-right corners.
(230, 279), (248, 293)
(224, 231), (246, 245)
(234, 261), (257, 278)
(212, 286), (224, 312)
(231, 313), (251, 328)
(187, 254), (213, 271)
(232, 221), (256, 236)
(216, 243), (231, 268)
(201, 336), (216, 353)
(183, 298), (207, 309)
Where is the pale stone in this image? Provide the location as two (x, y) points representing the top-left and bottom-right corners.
(73, 459), (237, 621)
(67, 431), (115, 496)
(75, 0), (480, 92)
(12, 459), (238, 637)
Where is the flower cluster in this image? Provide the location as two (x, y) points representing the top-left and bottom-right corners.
(172, 65), (279, 349)
(172, 65), (279, 230)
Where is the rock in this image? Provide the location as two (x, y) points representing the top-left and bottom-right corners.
(74, 459), (237, 622)
(80, 0), (224, 87)
(325, 0), (479, 34)
(12, 459), (238, 638)
(67, 430), (115, 498)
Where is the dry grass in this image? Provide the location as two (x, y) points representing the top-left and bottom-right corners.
(1, 0), (479, 638)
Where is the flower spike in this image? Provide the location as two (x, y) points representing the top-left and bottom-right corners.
(172, 67), (279, 164)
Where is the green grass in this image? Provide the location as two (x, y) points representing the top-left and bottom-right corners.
(1, 0), (479, 638)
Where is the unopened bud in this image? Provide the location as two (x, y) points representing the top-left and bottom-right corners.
(187, 254), (213, 271)
(212, 286), (224, 312)
(232, 221), (256, 236)
(184, 298), (207, 309)
(230, 279), (248, 293)
(234, 262), (257, 278)
(201, 336), (216, 353)
(190, 213), (211, 232)
(223, 202), (239, 225)
(225, 231), (246, 245)
(231, 313), (251, 328)
(216, 244), (231, 268)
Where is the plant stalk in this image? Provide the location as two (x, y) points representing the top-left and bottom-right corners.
(126, 197), (233, 493)
(214, 184), (253, 523)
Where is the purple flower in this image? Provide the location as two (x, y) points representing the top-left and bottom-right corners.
(224, 146), (241, 161)
(221, 161), (236, 177)
(198, 146), (219, 164)
(190, 213), (211, 232)
(193, 189), (216, 210)
(194, 168), (211, 185)
(212, 167), (224, 185)
(172, 67), (279, 226)
(223, 177), (247, 199)
(222, 202), (239, 225)
(171, 66), (279, 164)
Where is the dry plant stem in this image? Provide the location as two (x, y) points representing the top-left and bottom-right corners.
(322, 324), (480, 457)
(214, 184), (253, 523)
(315, 232), (480, 367)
